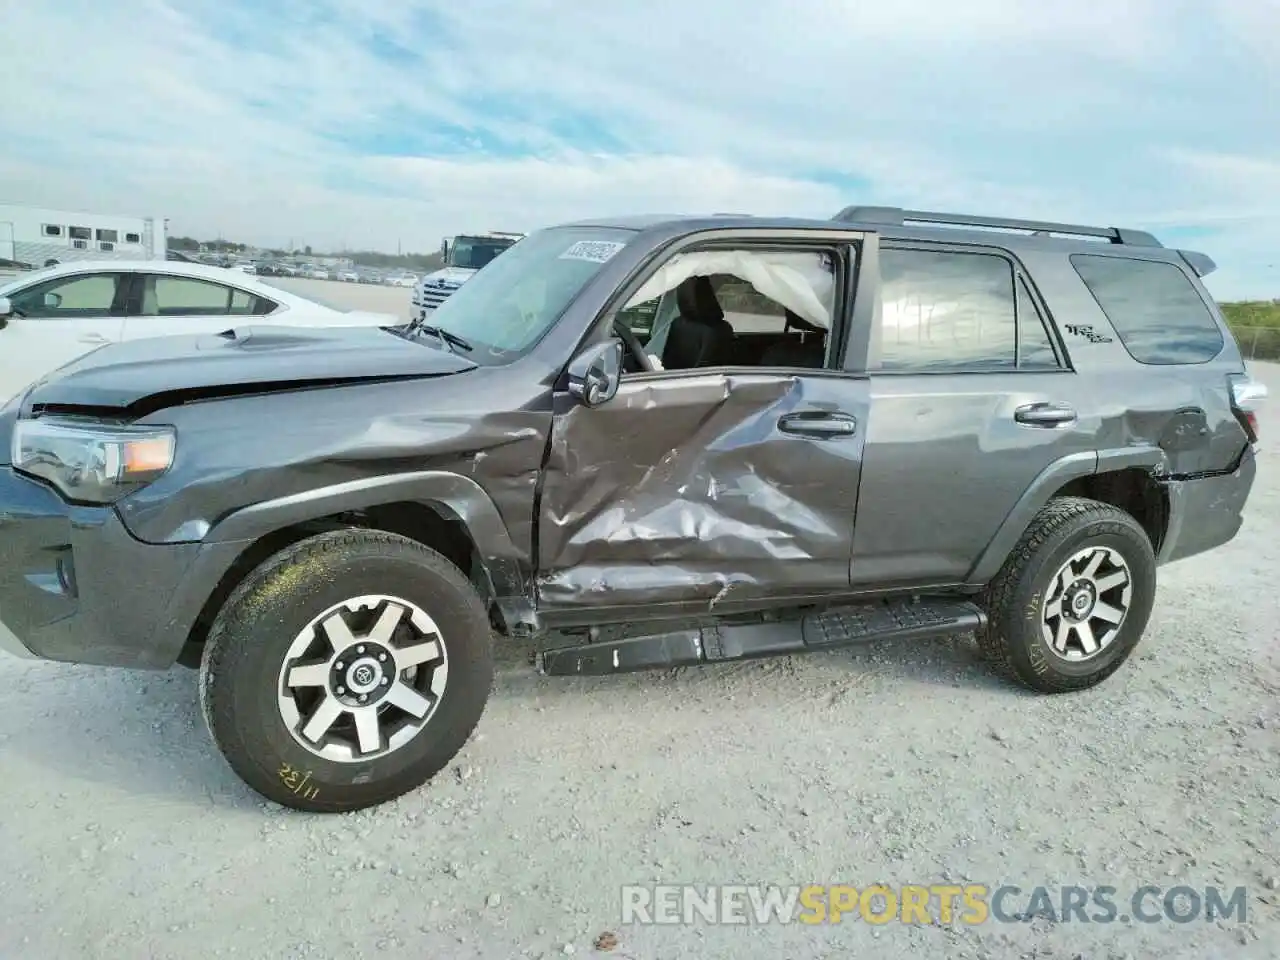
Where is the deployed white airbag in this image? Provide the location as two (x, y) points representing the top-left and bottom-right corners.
(625, 250), (835, 330)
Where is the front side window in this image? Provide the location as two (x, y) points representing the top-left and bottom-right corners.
(1070, 254), (1224, 364)
(424, 226), (637, 362)
(9, 273), (123, 318)
(874, 247), (1017, 372)
(615, 247), (840, 372)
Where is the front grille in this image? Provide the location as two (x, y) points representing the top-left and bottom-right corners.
(418, 281), (463, 309)
(420, 288), (454, 308)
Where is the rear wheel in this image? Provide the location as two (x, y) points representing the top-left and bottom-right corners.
(978, 497), (1157, 693)
(199, 529), (493, 812)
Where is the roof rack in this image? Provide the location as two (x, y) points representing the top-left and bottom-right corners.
(830, 206), (1163, 248)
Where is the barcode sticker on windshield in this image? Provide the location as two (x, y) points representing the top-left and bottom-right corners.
(559, 240), (626, 263)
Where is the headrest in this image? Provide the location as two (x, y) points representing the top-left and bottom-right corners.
(675, 276), (724, 324)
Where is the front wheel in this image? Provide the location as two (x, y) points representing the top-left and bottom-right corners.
(978, 496), (1157, 693)
(199, 529), (494, 812)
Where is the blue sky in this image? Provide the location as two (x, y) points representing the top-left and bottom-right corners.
(3, 0), (1277, 298)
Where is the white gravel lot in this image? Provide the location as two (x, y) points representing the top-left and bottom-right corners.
(0, 283), (1275, 958)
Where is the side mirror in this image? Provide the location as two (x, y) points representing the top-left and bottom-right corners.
(43, 292), (62, 309)
(567, 338), (623, 407)
(440, 238), (450, 260)
(0, 296), (10, 329)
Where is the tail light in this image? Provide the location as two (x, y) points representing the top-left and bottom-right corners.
(1229, 373), (1267, 444)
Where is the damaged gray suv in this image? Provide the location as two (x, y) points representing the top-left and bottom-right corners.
(0, 206), (1267, 812)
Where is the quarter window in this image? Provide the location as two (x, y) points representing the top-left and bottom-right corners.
(1070, 254), (1224, 365)
(874, 247), (1017, 371)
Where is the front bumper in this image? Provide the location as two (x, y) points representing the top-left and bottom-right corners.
(0, 466), (250, 668)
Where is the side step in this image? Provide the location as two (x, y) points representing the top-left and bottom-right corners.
(536, 597), (986, 677)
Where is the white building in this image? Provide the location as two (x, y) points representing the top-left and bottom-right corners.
(0, 202), (167, 266)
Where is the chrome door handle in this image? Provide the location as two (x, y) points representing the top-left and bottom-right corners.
(778, 412), (858, 438)
(1014, 402), (1077, 426)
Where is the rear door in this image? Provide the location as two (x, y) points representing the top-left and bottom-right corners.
(535, 231), (875, 619)
(849, 242), (1101, 589)
(120, 272), (279, 340)
(0, 270), (128, 401)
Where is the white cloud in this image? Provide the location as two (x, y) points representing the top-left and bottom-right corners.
(0, 0), (1275, 296)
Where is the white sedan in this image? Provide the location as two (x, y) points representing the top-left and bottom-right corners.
(0, 260), (401, 402)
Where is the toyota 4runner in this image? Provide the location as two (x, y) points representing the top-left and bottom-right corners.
(0, 207), (1267, 813)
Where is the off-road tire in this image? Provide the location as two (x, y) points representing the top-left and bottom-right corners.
(198, 529), (494, 812)
(977, 496), (1157, 694)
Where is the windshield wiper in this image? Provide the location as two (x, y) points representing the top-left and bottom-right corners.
(415, 323), (474, 354)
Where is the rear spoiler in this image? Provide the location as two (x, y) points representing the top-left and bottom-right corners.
(1178, 250), (1217, 278)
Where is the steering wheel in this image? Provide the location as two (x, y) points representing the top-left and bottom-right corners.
(613, 319), (651, 373)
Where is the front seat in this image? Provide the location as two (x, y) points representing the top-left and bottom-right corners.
(760, 309), (828, 368)
(661, 276), (734, 370)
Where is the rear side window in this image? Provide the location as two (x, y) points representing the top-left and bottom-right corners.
(874, 247), (1017, 371)
(1070, 255), (1224, 364)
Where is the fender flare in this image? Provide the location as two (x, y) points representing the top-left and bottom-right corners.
(964, 446), (1168, 586)
(204, 470), (527, 595)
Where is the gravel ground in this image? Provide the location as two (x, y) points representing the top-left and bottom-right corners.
(0, 339), (1275, 958)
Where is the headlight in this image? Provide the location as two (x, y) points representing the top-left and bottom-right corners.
(12, 418), (175, 504)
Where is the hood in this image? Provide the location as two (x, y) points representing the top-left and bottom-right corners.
(420, 266), (477, 288)
(18, 324), (477, 415)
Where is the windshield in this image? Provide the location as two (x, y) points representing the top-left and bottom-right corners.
(423, 225), (636, 362)
(447, 238), (516, 269)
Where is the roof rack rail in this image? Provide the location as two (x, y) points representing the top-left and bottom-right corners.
(830, 206), (1163, 248)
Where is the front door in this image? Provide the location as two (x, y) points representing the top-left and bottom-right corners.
(0, 271), (128, 401)
(534, 236), (871, 620)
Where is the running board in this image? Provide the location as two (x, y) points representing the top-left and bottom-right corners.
(536, 597), (986, 677)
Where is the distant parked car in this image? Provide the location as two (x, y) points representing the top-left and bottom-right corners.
(387, 273), (417, 288)
(0, 260), (401, 401)
(308, 267), (330, 280)
(338, 269), (360, 283)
